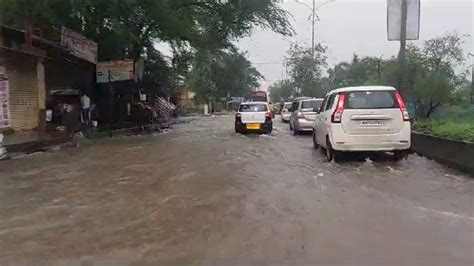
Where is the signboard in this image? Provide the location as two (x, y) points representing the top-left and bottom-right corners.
(96, 60), (135, 83)
(0, 80), (10, 129)
(61, 27), (98, 64)
(387, 0), (420, 41)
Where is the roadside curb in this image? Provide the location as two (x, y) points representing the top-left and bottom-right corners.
(411, 132), (474, 175)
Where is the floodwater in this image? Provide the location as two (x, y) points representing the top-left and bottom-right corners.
(0, 115), (473, 266)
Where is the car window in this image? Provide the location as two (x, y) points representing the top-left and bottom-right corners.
(319, 96), (328, 112)
(284, 103), (292, 110)
(325, 94), (336, 111)
(345, 91), (398, 109)
(301, 100), (323, 110)
(292, 102), (298, 111)
(239, 104), (268, 112)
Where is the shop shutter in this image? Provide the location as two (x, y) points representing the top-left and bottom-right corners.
(6, 52), (38, 131)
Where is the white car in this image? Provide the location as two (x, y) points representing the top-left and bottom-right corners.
(235, 102), (273, 134)
(280, 102), (292, 122)
(312, 86), (411, 162)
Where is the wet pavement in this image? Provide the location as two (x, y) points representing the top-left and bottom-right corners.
(0, 115), (473, 266)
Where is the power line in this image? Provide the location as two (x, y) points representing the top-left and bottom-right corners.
(252, 61), (284, 65)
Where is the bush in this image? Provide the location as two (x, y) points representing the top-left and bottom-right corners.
(413, 120), (474, 142)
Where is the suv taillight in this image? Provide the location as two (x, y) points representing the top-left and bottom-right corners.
(395, 92), (410, 122)
(297, 112), (305, 119)
(331, 92), (345, 123)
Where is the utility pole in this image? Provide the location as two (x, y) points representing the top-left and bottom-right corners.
(469, 53), (474, 104)
(397, 0), (408, 92)
(471, 63), (473, 104)
(311, 0), (315, 59)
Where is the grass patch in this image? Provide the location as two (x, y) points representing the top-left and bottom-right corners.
(413, 120), (474, 142)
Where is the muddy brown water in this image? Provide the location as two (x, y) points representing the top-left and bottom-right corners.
(0, 116), (473, 266)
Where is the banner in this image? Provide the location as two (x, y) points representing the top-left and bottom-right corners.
(96, 60), (135, 83)
(0, 80), (11, 129)
(61, 27), (98, 64)
(387, 0), (420, 41)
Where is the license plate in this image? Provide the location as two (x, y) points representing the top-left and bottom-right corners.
(360, 120), (385, 126)
(246, 124), (261, 130)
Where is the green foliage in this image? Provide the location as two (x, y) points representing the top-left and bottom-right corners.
(328, 54), (383, 88)
(187, 48), (263, 103)
(285, 43), (328, 97)
(1, 0), (293, 99)
(413, 120), (474, 142)
(269, 79), (294, 102)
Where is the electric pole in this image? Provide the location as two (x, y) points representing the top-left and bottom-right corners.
(311, 0), (315, 59)
(397, 0), (408, 92)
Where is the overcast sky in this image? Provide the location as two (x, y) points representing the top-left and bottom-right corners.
(236, 0), (473, 90)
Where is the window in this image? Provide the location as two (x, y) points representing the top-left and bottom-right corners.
(344, 91), (398, 109)
(325, 94), (336, 111)
(301, 99), (323, 110)
(283, 103), (292, 110)
(292, 101), (298, 111)
(239, 103), (268, 112)
(319, 96), (328, 112)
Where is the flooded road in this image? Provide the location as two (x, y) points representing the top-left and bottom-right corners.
(0, 115), (473, 266)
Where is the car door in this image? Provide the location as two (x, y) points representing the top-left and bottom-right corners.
(317, 93), (337, 146)
(290, 101), (298, 127)
(314, 96), (328, 145)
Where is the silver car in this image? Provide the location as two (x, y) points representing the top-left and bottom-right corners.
(289, 98), (324, 135)
(280, 102), (292, 122)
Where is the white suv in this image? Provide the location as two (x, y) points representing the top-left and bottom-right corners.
(312, 86), (411, 161)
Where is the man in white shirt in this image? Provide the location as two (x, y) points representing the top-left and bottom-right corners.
(81, 93), (91, 125)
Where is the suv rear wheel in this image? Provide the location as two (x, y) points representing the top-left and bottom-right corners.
(326, 137), (343, 162)
(312, 131), (319, 149)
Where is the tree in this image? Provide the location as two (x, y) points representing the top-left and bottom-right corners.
(212, 50), (263, 98)
(1, 0), (294, 100)
(187, 48), (263, 105)
(285, 43), (327, 97)
(408, 33), (465, 117)
(269, 79), (295, 102)
(328, 54), (382, 88)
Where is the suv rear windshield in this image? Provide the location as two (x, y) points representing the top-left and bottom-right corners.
(344, 91), (398, 109)
(239, 103), (268, 112)
(302, 100), (323, 110)
(283, 103), (292, 109)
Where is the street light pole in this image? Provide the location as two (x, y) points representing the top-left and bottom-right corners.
(397, 0), (408, 92)
(311, 0), (315, 59)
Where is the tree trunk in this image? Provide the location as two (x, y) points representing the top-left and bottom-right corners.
(425, 102), (441, 118)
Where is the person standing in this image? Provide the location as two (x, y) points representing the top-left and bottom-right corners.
(81, 93), (91, 125)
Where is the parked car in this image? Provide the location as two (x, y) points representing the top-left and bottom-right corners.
(289, 98), (324, 135)
(312, 86), (411, 162)
(235, 102), (273, 134)
(280, 102), (292, 122)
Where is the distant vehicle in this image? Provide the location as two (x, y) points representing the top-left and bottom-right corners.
(312, 86), (411, 162)
(280, 102), (292, 122)
(250, 91), (268, 102)
(274, 102), (283, 114)
(235, 102), (273, 134)
(289, 98), (324, 135)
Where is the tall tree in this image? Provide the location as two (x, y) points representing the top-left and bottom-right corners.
(285, 43), (327, 97)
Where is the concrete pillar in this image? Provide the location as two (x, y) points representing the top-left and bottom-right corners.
(37, 59), (46, 136)
(0, 133), (6, 160)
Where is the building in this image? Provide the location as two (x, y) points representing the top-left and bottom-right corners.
(0, 24), (95, 132)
